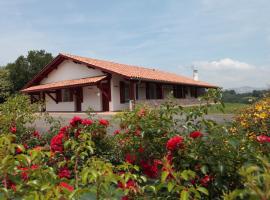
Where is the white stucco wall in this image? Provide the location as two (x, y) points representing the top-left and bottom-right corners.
(110, 75), (129, 111)
(82, 86), (102, 111)
(41, 60), (104, 112)
(41, 60), (104, 84)
(45, 93), (75, 112)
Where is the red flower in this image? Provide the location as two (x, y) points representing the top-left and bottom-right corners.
(257, 135), (270, 143)
(58, 167), (71, 179)
(2, 179), (16, 191)
(138, 146), (144, 153)
(189, 131), (203, 139)
(16, 147), (23, 154)
(118, 179), (137, 192)
(121, 196), (129, 200)
(50, 132), (64, 152)
(70, 116), (82, 126)
(125, 153), (136, 164)
(99, 119), (109, 126)
(31, 165), (39, 170)
(166, 135), (184, 151)
(137, 109), (146, 117)
(10, 126), (17, 134)
(134, 129), (141, 136)
(166, 151), (173, 164)
(23, 144), (29, 149)
(82, 119), (93, 126)
(59, 182), (74, 192)
(33, 130), (40, 138)
(200, 175), (212, 187)
(113, 129), (120, 135)
(140, 160), (161, 178)
(59, 126), (69, 134)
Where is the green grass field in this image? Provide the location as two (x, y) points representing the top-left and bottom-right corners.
(207, 103), (249, 114)
(184, 103), (249, 114)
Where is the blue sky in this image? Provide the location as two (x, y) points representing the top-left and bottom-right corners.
(0, 0), (270, 89)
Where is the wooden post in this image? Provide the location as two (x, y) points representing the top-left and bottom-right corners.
(129, 80), (135, 101)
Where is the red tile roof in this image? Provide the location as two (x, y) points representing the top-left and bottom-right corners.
(21, 75), (107, 92)
(23, 53), (217, 90)
(60, 53), (217, 88)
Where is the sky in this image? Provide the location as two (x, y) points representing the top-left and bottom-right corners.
(0, 0), (270, 89)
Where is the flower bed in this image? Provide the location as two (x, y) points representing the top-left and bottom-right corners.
(0, 93), (269, 199)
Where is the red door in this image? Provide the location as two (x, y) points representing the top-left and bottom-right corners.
(75, 87), (82, 112)
(101, 83), (110, 111)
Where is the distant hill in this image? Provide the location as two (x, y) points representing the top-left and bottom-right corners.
(228, 86), (266, 94)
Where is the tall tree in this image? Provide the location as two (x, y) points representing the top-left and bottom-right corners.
(6, 50), (53, 91)
(0, 68), (12, 103)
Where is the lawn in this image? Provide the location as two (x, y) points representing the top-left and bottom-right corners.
(207, 103), (249, 114)
(184, 103), (249, 114)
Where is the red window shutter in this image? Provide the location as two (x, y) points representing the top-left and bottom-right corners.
(173, 86), (177, 98)
(69, 89), (74, 101)
(120, 81), (125, 103)
(56, 89), (62, 103)
(146, 82), (150, 99)
(156, 84), (163, 99)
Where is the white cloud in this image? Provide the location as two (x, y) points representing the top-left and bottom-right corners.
(188, 58), (270, 89)
(194, 58), (255, 70)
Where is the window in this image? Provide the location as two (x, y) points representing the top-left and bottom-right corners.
(173, 85), (185, 98)
(120, 81), (130, 103)
(146, 83), (157, 99)
(61, 89), (73, 102)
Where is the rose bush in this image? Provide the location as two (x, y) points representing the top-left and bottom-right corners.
(0, 91), (269, 199)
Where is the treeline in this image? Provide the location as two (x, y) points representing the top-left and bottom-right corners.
(222, 89), (269, 104)
(0, 50), (53, 103)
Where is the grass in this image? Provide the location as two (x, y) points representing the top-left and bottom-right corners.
(207, 103), (249, 114)
(184, 103), (249, 114)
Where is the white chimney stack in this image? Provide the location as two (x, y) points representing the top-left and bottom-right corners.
(193, 69), (199, 81)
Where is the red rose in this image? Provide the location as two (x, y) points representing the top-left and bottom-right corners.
(99, 119), (109, 126)
(10, 126), (17, 134)
(70, 116), (82, 126)
(33, 130), (40, 138)
(134, 129), (141, 136)
(16, 147), (23, 154)
(121, 196), (129, 200)
(50, 132), (64, 152)
(140, 160), (161, 178)
(189, 131), (203, 139)
(113, 130), (120, 135)
(58, 167), (71, 179)
(59, 126), (69, 134)
(125, 153), (136, 164)
(2, 179), (16, 191)
(82, 119), (93, 126)
(137, 109), (146, 117)
(257, 135), (270, 143)
(59, 182), (74, 192)
(138, 146), (144, 153)
(200, 175), (212, 187)
(166, 135), (184, 151)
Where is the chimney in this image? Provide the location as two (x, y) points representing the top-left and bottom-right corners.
(193, 69), (199, 81)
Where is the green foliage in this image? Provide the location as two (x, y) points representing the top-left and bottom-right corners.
(5, 50), (53, 92)
(0, 68), (12, 103)
(224, 157), (270, 200)
(0, 90), (269, 200)
(222, 89), (268, 104)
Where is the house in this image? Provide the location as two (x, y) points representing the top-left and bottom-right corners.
(21, 53), (217, 112)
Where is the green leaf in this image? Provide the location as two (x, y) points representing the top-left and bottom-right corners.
(180, 189), (189, 200)
(197, 187), (209, 195)
(161, 171), (169, 182)
(167, 182), (175, 192)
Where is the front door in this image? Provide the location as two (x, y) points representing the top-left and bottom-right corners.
(101, 83), (110, 111)
(74, 87), (82, 112)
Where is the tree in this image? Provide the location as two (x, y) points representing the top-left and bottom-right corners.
(6, 50), (53, 91)
(0, 68), (12, 103)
